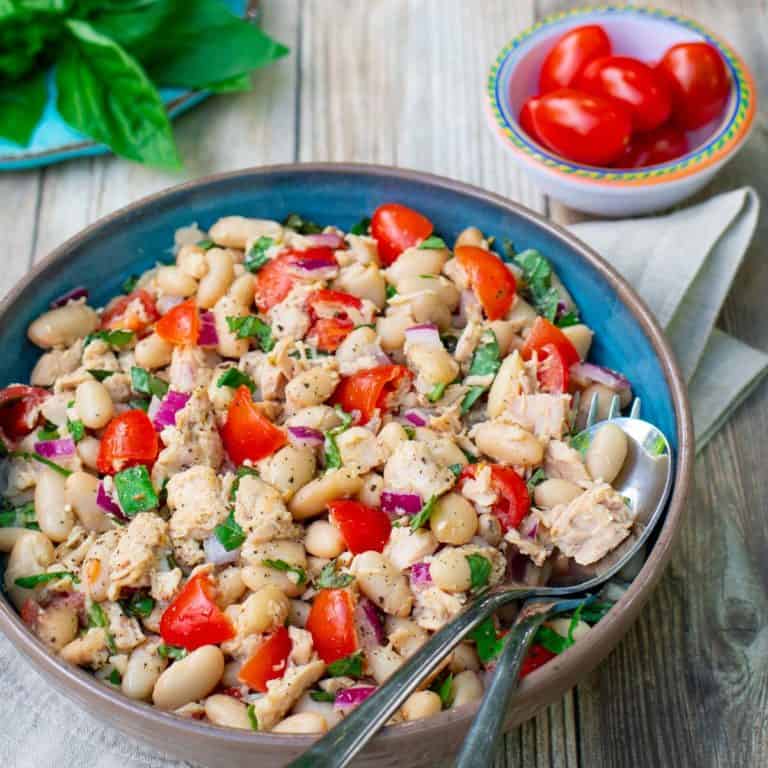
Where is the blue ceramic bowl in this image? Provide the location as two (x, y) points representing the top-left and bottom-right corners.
(0, 165), (692, 767)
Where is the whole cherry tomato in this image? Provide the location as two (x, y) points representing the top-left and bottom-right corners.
(160, 572), (235, 651)
(238, 626), (292, 692)
(306, 588), (357, 664)
(328, 499), (392, 554)
(97, 410), (158, 474)
(370, 203), (433, 267)
(521, 317), (580, 367)
(657, 42), (730, 130)
(460, 463), (531, 531)
(155, 298), (199, 345)
(455, 245), (517, 321)
(614, 124), (689, 168)
(530, 89), (632, 166)
(539, 24), (612, 93)
(0, 385), (49, 439)
(331, 365), (412, 424)
(101, 289), (159, 333)
(577, 56), (671, 132)
(519, 98), (544, 144)
(221, 385), (287, 465)
(536, 343), (570, 394)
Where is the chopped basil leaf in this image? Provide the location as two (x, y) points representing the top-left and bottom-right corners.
(526, 468), (546, 493)
(196, 238), (215, 250)
(419, 235), (447, 250)
(216, 368), (256, 393)
(108, 668), (122, 685)
(579, 601), (613, 625)
(15, 571), (76, 588)
(385, 284), (397, 300)
(466, 554), (491, 592)
(230, 466), (259, 500)
(418, 274), (437, 279)
(67, 419), (85, 443)
(283, 213), (323, 234)
(84, 329), (134, 348)
(128, 397), (150, 412)
(410, 495), (437, 532)
(247, 703), (259, 730)
(262, 558), (307, 585)
(468, 330), (501, 377)
(36, 422), (59, 441)
(349, 217), (371, 235)
(440, 334), (458, 354)
(556, 310), (580, 328)
(323, 407), (354, 470)
(316, 560), (355, 589)
(87, 602), (117, 654)
(534, 625), (570, 655)
(0, 501), (37, 529)
(469, 617), (505, 664)
(157, 644), (188, 660)
(434, 673), (454, 709)
(8, 450), (72, 477)
(427, 382), (446, 403)
(403, 425), (416, 439)
(130, 366), (169, 398)
(309, 689), (335, 703)
(214, 511), (246, 551)
(460, 386), (485, 414)
(87, 369), (116, 382)
(121, 275), (139, 293)
(513, 248), (580, 325)
(113, 465), (158, 515)
(327, 651), (363, 678)
(569, 430), (591, 456)
(226, 315), (275, 352)
(244, 236), (273, 273)
(122, 593), (155, 619)
(448, 463), (463, 477)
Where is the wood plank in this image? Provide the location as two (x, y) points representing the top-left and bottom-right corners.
(0, 172), (40, 297)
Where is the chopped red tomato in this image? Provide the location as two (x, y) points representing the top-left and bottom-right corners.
(371, 203), (434, 266)
(306, 588), (357, 664)
(96, 410), (158, 475)
(160, 572), (235, 652)
(101, 289), (159, 333)
(328, 499), (391, 554)
(305, 289), (362, 352)
(308, 317), (355, 353)
(331, 365), (412, 424)
(0, 385), (49, 439)
(238, 626), (292, 692)
(522, 317), (580, 367)
(460, 463), (531, 532)
(455, 246), (516, 321)
(306, 289), (362, 317)
(155, 298), (200, 345)
(520, 644), (557, 678)
(222, 385), (287, 465)
(536, 343), (569, 394)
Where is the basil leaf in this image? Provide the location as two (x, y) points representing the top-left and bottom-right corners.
(226, 315), (274, 351)
(466, 554), (491, 592)
(448, 463), (463, 478)
(349, 217), (370, 235)
(84, 329), (134, 348)
(579, 601), (613, 625)
(122, 592), (155, 619)
(67, 418), (85, 443)
(214, 511), (245, 551)
(87, 369), (115, 382)
(195, 238), (214, 250)
(327, 651), (363, 678)
(87, 600), (117, 653)
(283, 212), (322, 234)
(0, 71), (47, 146)
(113, 465), (158, 515)
(526, 468), (546, 494)
(216, 368), (256, 393)
(205, 72), (252, 93)
(316, 560), (354, 589)
(468, 330), (501, 377)
(262, 558), (307, 585)
(8, 450), (72, 477)
(403, 425), (415, 439)
(14, 571), (76, 588)
(108, 668), (122, 685)
(37, 422), (60, 441)
(247, 703), (259, 731)
(56, 20), (181, 169)
(427, 382), (446, 403)
(440, 334), (458, 354)
(244, 236), (273, 273)
(121, 274), (139, 293)
(385, 285), (397, 300)
(128, 397), (150, 412)
(131, 366), (169, 398)
(513, 248), (581, 324)
(460, 386), (485, 414)
(419, 235), (446, 250)
(410, 495), (437, 532)
(469, 617), (505, 664)
(309, 689), (335, 703)
(534, 625), (570, 655)
(157, 643), (188, 660)
(556, 310), (580, 328)
(323, 406), (353, 469)
(435, 673), (454, 708)
(0, 501), (37, 529)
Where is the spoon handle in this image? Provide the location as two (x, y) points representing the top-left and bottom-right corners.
(286, 589), (523, 768)
(454, 596), (594, 768)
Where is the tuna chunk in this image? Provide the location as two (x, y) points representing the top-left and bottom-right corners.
(234, 475), (298, 544)
(108, 513), (169, 599)
(383, 441), (455, 501)
(544, 440), (591, 484)
(503, 393), (569, 439)
(250, 660), (325, 731)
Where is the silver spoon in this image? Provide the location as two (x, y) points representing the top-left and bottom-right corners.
(288, 397), (673, 768)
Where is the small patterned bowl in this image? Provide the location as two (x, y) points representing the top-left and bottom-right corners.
(486, 5), (757, 216)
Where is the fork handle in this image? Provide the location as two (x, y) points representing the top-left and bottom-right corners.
(454, 596), (593, 768)
(286, 589), (525, 768)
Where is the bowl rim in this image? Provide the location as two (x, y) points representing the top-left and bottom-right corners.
(0, 162), (694, 754)
(486, 3), (757, 187)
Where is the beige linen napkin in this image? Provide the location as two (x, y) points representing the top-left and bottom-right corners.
(0, 189), (765, 768)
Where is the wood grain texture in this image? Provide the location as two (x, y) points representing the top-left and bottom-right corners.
(2, 1), (767, 766)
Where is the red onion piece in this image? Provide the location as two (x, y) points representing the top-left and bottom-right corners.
(305, 232), (345, 249)
(354, 598), (385, 649)
(204, 535), (240, 565)
(380, 490), (422, 517)
(287, 425), (324, 447)
(404, 324), (442, 348)
(33, 438), (75, 458)
(570, 362), (630, 393)
(50, 286), (88, 309)
(410, 561), (432, 587)
(96, 481), (129, 522)
(334, 686), (377, 712)
(403, 409), (427, 427)
(152, 391), (190, 431)
(197, 310), (219, 347)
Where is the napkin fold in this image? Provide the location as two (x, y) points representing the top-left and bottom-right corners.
(570, 187), (766, 451)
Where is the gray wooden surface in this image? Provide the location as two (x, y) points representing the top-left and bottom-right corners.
(1, 1), (766, 766)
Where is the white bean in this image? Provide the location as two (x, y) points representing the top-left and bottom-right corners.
(352, 551), (413, 617)
(473, 422), (543, 466)
(4, 531), (55, 608)
(152, 645), (224, 710)
(376, 310), (416, 352)
(261, 445), (316, 499)
(228, 273), (256, 306)
(449, 643), (480, 673)
(430, 493), (477, 545)
(197, 248), (235, 309)
(429, 548), (472, 593)
(205, 694), (252, 730)
(294, 693), (342, 728)
(486, 351), (524, 419)
(385, 248), (447, 284)
(77, 436), (101, 471)
(216, 566), (246, 608)
(304, 520), (345, 559)
(561, 324), (593, 360)
(157, 265), (198, 297)
(454, 227), (486, 249)
(134, 333), (173, 370)
(477, 514), (502, 546)
(209, 216), (282, 249)
(36, 604), (79, 651)
(451, 670), (483, 708)
(213, 295), (249, 359)
(35, 468), (74, 542)
(123, 645), (168, 701)
(398, 275), (460, 310)
(285, 405), (342, 432)
(285, 368), (339, 410)
(533, 478), (583, 508)
(332, 263), (387, 308)
(27, 303), (99, 349)
(272, 712), (328, 734)
(407, 344), (458, 385)
(0, 528), (27, 552)
(65, 471), (111, 532)
(402, 690), (442, 721)
(75, 380), (114, 429)
(177, 244), (208, 279)
(585, 423), (628, 483)
(289, 468), (363, 521)
(357, 472), (384, 507)
(237, 586), (290, 636)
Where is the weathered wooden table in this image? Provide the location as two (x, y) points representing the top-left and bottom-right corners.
(2, 2), (765, 766)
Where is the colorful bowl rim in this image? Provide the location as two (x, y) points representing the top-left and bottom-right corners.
(486, 4), (758, 187)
